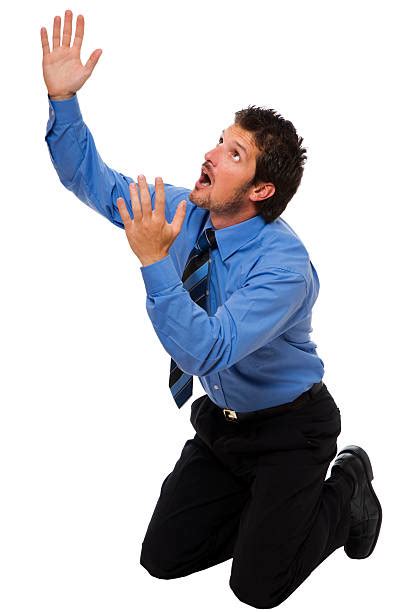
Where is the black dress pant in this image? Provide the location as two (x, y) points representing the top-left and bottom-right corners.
(140, 383), (353, 609)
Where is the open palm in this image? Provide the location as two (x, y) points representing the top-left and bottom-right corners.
(41, 10), (102, 99)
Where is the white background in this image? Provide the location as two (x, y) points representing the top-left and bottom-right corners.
(0, 0), (404, 610)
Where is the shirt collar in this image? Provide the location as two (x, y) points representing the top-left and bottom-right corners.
(203, 213), (267, 262)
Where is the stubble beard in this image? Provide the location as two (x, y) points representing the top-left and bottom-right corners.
(189, 180), (254, 218)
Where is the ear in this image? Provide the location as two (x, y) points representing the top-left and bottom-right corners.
(249, 182), (275, 203)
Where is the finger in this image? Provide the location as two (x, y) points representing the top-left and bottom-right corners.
(52, 15), (61, 50)
(138, 175), (152, 218)
(170, 200), (187, 236)
(154, 176), (165, 218)
(84, 49), (103, 74)
(129, 183), (142, 221)
(116, 197), (132, 225)
(40, 27), (50, 56)
(72, 14), (84, 51)
(61, 9), (73, 47)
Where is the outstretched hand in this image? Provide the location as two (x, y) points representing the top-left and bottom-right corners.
(41, 10), (102, 99)
(117, 176), (187, 267)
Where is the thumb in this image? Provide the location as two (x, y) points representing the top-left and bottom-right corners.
(84, 48), (103, 75)
(171, 200), (187, 236)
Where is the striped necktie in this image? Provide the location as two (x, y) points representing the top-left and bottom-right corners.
(169, 227), (218, 408)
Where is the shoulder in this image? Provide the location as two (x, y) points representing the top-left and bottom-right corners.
(243, 217), (318, 295)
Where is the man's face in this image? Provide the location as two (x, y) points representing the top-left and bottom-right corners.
(189, 123), (262, 221)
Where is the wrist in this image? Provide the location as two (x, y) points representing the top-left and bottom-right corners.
(140, 252), (169, 267)
(48, 92), (76, 101)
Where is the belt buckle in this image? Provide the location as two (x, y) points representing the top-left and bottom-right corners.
(223, 408), (238, 422)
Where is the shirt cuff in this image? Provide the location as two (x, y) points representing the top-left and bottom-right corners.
(140, 255), (182, 295)
(47, 93), (82, 125)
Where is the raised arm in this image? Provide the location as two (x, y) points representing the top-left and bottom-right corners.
(41, 10), (189, 228)
(41, 10), (131, 226)
(44, 92), (140, 229)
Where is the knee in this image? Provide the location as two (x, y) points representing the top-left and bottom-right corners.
(140, 556), (174, 580)
(140, 537), (179, 580)
(229, 581), (290, 609)
(229, 568), (293, 609)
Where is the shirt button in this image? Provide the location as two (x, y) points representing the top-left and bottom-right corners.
(208, 258), (211, 263)
(205, 290), (209, 295)
(214, 385), (219, 390)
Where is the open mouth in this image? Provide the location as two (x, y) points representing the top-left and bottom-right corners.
(195, 167), (213, 189)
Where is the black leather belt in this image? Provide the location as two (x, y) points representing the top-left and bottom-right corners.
(222, 381), (325, 422)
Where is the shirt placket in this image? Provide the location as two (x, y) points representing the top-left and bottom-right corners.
(203, 250), (227, 406)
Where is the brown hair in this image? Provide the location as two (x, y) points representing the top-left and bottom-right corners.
(234, 105), (307, 222)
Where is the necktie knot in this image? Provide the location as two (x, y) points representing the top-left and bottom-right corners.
(196, 227), (217, 253)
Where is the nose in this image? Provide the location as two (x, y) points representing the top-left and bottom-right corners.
(204, 143), (219, 166)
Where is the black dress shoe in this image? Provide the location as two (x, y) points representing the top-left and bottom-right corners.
(332, 444), (382, 559)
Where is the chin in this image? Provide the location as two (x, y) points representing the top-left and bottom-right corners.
(189, 189), (210, 209)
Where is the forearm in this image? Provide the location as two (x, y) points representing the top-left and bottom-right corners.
(45, 94), (134, 228)
(141, 256), (232, 376)
(140, 257), (308, 377)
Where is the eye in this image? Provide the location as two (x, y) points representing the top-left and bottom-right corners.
(217, 136), (240, 161)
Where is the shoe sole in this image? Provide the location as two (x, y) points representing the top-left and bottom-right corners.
(337, 444), (383, 559)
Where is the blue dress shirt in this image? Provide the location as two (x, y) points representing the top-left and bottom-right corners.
(45, 94), (325, 411)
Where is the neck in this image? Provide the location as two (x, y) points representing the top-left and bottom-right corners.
(210, 210), (258, 230)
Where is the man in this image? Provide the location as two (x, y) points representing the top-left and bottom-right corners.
(41, 10), (382, 609)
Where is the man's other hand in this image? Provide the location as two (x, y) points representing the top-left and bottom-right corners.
(117, 176), (187, 267)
